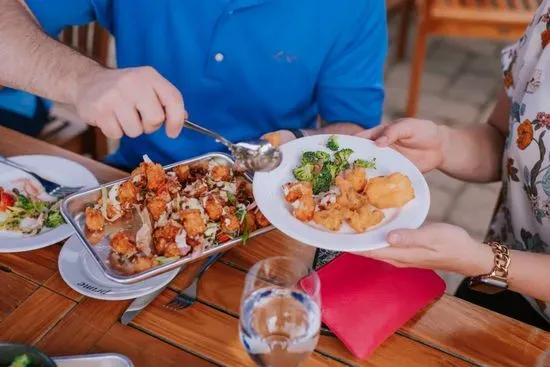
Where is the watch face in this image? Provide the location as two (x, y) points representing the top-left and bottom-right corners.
(468, 277), (507, 294)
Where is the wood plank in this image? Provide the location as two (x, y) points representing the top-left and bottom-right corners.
(0, 126), (125, 183)
(44, 271), (84, 302)
(224, 231), (316, 270)
(400, 296), (550, 367)
(318, 334), (471, 367)
(36, 298), (129, 356)
(132, 290), (345, 367)
(0, 271), (38, 322)
(172, 261), (468, 366)
(0, 288), (74, 344)
(0, 246), (60, 284)
(91, 323), (216, 367)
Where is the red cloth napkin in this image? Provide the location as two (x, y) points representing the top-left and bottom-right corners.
(301, 253), (445, 360)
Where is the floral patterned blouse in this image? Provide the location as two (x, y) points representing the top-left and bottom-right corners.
(488, 1), (550, 323)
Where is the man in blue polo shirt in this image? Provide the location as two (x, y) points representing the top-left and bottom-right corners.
(1, 0), (387, 169)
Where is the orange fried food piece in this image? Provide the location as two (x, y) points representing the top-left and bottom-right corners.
(163, 242), (187, 257)
(210, 165), (232, 182)
(348, 206), (385, 233)
(85, 207), (105, 232)
(153, 223), (181, 253)
(147, 197), (167, 221)
(145, 162), (166, 191)
(190, 161), (209, 174)
(283, 182), (313, 203)
(314, 208), (343, 231)
(262, 131), (283, 147)
(222, 213), (240, 234)
(203, 192), (224, 221)
(174, 164), (190, 182)
(130, 165), (146, 188)
(335, 176), (365, 211)
(118, 181), (138, 209)
(346, 167), (367, 192)
(255, 210), (270, 228)
(365, 173), (415, 209)
(111, 231), (138, 256)
(291, 196), (315, 222)
(180, 209), (206, 237)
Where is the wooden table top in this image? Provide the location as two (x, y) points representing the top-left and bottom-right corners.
(1, 125), (549, 366)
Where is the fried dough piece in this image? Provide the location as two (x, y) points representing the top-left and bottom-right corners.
(180, 209), (206, 237)
(314, 208), (343, 231)
(174, 164), (190, 182)
(365, 173), (415, 209)
(335, 176), (365, 210)
(291, 196), (315, 222)
(119, 181), (138, 209)
(210, 165), (231, 182)
(85, 207), (104, 232)
(345, 167), (367, 192)
(255, 210), (270, 228)
(283, 182), (313, 203)
(111, 231), (138, 256)
(348, 205), (385, 233)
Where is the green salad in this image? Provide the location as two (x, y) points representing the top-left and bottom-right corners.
(0, 187), (65, 235)
(292, 135), (376, 195)
(8, 354), (31, 367)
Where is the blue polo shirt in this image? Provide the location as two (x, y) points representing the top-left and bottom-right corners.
(26, 0), (387, 167)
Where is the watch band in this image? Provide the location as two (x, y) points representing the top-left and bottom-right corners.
(487, 241), (511, 279)
(468, 241), (511, 294)
(289, 129), (305, 139)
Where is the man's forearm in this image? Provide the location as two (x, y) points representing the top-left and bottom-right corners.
(303, 122), (364, 136)
(438, 123), (504, 183)
(1, 0), (104, 104)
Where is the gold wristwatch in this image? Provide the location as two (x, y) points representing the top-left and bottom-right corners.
(468, 242), (511, 294)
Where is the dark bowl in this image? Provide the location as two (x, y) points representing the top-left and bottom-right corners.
(0, 343), (56, 367)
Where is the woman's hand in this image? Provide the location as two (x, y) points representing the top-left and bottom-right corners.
(355, 119), (448, 173)
(359, 223), (494, 276)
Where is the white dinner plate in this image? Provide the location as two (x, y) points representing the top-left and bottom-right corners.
(59, 235), (179, 300)
(0, 155), (99, 253)
(253, 135), (430, 252)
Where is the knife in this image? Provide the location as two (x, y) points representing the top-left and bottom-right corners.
(120, 284), (168, 325)
(120, 263), (191, 325)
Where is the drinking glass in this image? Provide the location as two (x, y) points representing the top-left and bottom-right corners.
(239, 256), (321, 367)
(538, 349), (550, 367)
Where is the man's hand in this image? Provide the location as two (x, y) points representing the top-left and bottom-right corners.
(358, 223), (493, 277)
(75, 66), (188, 139)
(355, 119), (448, 173)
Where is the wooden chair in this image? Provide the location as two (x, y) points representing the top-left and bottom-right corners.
(404, 0), (537, 117)
(40, 23), (111, 160)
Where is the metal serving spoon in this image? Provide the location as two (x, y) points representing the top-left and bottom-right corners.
(184, 120), (282, 172)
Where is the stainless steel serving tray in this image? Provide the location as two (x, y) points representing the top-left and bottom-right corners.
(53, 353), (133, 367)
(61, 152), (274, 284)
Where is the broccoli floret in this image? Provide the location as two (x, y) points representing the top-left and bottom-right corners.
(301, 151), (318, 165)
(15, 194), (33, 211)
(314, 151), (331, 161)
(325, 162), (339, 180)
(312, 165), (333, 194)
(293, 163), (315, 182)
(354, 158), (376, 169)
(334, 148), (354, 165)
(45, 210), (65, 228)
(326, 135), (339, 151)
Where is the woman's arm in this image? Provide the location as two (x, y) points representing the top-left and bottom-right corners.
(506, 250), (550, 301)
(439, 89), (510, 183)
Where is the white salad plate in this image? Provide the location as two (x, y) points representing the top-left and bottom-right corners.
(59, 235), (179, 300)
(253, 135), (430, 252)
(0, 155), (98, 252)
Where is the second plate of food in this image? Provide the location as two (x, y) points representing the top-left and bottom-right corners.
(253, 134), (430, 252)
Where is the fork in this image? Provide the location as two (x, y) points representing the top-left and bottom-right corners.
(0, 155), (83, 198)
(165, 252), (224, 310)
